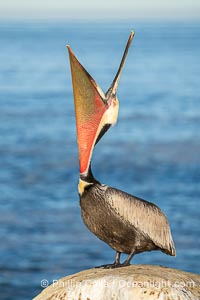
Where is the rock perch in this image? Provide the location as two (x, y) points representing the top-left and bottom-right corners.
(34, 265), (200, 300)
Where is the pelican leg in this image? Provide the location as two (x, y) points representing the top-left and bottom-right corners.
(121, 249), (135, 266)
(115, 251), (121, 265)
(95, 251), (121, 269)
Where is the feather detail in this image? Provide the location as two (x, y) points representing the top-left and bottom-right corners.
(105, 186), (176, 256)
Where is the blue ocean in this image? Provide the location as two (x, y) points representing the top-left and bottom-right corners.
(0, 21), (199, 300)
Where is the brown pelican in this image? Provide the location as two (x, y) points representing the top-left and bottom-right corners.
(67, 32), (176, 268)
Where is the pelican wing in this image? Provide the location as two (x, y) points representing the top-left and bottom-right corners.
(105, 186), (176, 256)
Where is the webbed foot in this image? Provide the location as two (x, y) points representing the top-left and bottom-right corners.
(95, 263), (122, 269)
(95, 251), (122, 269)
(94, 250), (133, 269)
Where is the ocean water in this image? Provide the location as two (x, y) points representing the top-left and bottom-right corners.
(0, 21), (200, 300)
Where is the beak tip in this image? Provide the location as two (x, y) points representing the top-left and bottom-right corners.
(66, 45), (72, 53)
(130, 30), (135, 39)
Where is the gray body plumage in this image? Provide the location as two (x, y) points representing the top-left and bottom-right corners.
(80, 183), (176, 256)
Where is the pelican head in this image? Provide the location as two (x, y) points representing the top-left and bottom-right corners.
(67, 32), (134, 178)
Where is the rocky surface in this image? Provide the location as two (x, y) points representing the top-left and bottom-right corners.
(34, 265), (200, 300)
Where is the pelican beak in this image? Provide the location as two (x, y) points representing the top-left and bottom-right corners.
(67, 31), (134, 176)
(106, 31), (134, 99)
